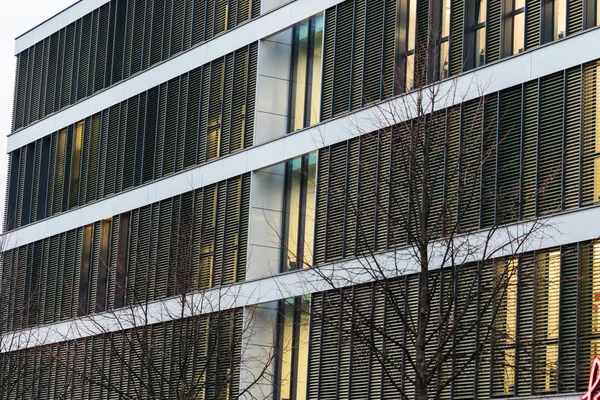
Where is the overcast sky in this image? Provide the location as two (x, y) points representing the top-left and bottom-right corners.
(0, 0), (77, 226)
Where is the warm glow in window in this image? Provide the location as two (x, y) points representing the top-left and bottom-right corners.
(504, 257), (518, 393)
(406, 0), (418, 90)
(545, 250), (561, 392)
(277, 297), (310, 400)
(283, 153), (317, 272)
(553, 0), (566, 40)
(593, 242), (600, 334)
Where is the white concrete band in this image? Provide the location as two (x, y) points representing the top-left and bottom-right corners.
(2, 204), (600, 352)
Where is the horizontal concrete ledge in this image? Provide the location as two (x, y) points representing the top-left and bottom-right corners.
(2, 205), (600, 351)
(8, 0), (343, 151)
(5, 25), (600, 250)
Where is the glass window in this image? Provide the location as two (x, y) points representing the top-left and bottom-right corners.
(114, 212), (130, 309)
(406, 0), (418, 90)
(502, 257), (518, 394)
(95, 218), (112, 313)
(473, 0), (487, 68)
(509, 0), (525, 55)
(289, 14), (324, 132)
(276, 296), (310, 400)
(282, 153), (317, 272)
(440, 0), (451, 79)
(78, 224), (94, 316)
(69, 121), (84, 209)
(542, 250), (561, 391)
(553, 0), (566, 40)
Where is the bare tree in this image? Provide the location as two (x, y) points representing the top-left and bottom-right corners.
(280, 25), (557, 400)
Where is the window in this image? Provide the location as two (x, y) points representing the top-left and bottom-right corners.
(95, 218), (112, 313)
(468, 0), (486, 69)
(590, 242), (600, 361)
(276, 296), (310, 400)
(439, 0), (451, 79)
(289, 14), (324, 132)
(114, 212), (130, 309)
(506, 0), (525, 55)
(540, 250), (561, 392)
(282, 153), (317, 272)
(501, 257), (518, 394)
(405, 0), (418, 90)
(69, 121), (84, 209)
(78, 224), (93, 316)
(543, 0), (566, 43)
(553, 0), (567, 40)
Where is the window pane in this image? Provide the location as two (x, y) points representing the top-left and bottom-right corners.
(503, 258), (518, 393)
(278, 300), (295, 400)
(309, 16), (324, 126)
(554, 0), (566, 40)
(408, 0), (417, 51)
(442, 0), (451, 38)
(513, 12), (525, 54)
(296, 298), (310, 400)
(515, 0), (525, 9)
(284, 158), (303, 271)
(291, 24), (309, 132)
(406, 54), (415, 90)
(477, 0), (486, 24)
(439, 42), (449, 80)
(475, 28), (485, 68)
(302, 153), (317, 267)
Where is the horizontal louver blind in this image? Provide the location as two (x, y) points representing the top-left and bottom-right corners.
(0, 309), (242, 398)
(12, 0), (261, 132)
(7, 44), (258, 230)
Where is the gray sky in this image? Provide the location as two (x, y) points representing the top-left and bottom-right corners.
(0, 0), (77, 225)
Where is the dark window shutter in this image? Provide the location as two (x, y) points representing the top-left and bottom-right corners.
(449, 0), (465, 76)
(564, 66), (583, 210)
(522, 80), (539, 219)
(538, 73), (565, 215)
(486, 0), (502, 62)
(525, 0), (542, 50)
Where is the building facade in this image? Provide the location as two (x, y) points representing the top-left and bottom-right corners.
(2, 0), (600, 398)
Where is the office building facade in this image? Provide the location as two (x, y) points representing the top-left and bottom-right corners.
(3, 0), (600, 398)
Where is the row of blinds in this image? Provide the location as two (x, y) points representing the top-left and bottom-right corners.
(5, 43), (257, 231)
(313, 62), (600, 265)
(320, 0), (396, 120)
(1, 174), (251, 330)
(318, 0), (597, 124)
(308, 242), (600, 398)
(0, 309), (243, 399)
(12, 0), (261, 131)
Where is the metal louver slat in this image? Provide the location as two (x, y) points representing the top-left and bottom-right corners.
(320, 9), (336, 121)
(171, 0), (186, 57)
(567, 0), (584, 34)
(522, 81), (539, 219)
(563, 66), (582, 210)
(351, 0), (366, 109)
(184, 67), (202, 168)
(156, 199), (173, 299)
(449, 0), (464, 76)
(538, 73), (564, 215)
(154, 83), (168, 180)
(486, 0), (501, 63)
(220, 53), (235, 156)
(163, 78), (180, 177)
(331, 1), (353, 117)
(176, 73), (189, 172)
(525, 0), (541, 50)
